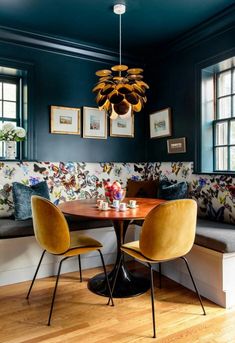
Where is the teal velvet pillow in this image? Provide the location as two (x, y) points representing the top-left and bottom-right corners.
(12, 181), (50, 220)
(158, 179), (188, 200)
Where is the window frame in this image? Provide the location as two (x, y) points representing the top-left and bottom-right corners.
(0, 75), (22, 160)
(213, 67), (235, 172)
(195, 50), (235, 175)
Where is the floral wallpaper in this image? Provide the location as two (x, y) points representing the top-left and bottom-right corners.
(0, 161), (234, 225)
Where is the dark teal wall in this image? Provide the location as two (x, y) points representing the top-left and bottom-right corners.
(146, 25), (235, 166)
(0, 39), (146, 162)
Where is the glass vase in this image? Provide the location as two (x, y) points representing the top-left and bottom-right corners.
(5, 141), (16, 159)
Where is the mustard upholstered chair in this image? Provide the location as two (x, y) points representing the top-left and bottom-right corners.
(110, 199), (206, 338)
(26, 195), (114, 325)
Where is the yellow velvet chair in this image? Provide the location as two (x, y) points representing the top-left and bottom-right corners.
(26, 195), (114, 325)
(110, 199), (206, 338)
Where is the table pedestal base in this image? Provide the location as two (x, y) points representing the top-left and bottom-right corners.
(88, 219), (150, 297)
(88, 261), (150, 298)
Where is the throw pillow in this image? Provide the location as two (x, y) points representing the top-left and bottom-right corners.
(12, 181), (50, 220)
(126, 179), (159, 198)
(158, 179), (188, 200)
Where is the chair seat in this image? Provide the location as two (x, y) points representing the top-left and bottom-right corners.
(63, 232), (103, 257)
(121, 241), (157, 263)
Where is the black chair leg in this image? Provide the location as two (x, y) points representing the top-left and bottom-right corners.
(158, 263), (162, 289)
(107, 253), (123, 305)
(78, 255), (82, 282)
(47, 257), (69, 326)
(181, 256), (206, 315)
(148, 263), (156, 338)
(26, 250), (46, 299)
(98, 249), (114, 306)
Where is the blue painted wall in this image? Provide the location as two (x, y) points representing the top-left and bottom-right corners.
(146, 23), (235, 167)
(0, 38), (147, 162)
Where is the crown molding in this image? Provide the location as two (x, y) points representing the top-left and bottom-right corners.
(0, 25), (139, 65)
(149, 4), (235, 62)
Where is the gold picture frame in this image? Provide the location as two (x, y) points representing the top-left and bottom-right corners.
(149, 107), (172, 139)
(50, 106), (81, 135)
(167, 137), (186, 153)
(83, 106), (107, 139)
(110, 115), (134, 138)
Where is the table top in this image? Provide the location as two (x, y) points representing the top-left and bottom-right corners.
(59, 197), (165, 220)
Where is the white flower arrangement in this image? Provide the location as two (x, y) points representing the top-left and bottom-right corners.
(0, 123), (26, 142)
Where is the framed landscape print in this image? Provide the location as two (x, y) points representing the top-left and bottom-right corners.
(50, 106), (81, 135)
(110, 115), (134, 138)
(149, 107), (172, 138)
(167, 137), (186, 153)
(83, 107), (107, 139)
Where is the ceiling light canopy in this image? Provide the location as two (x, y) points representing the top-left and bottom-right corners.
(93, 4), (149, 120)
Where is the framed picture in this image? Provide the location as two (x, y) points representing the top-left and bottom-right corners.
(50, 106), (81, 135)
(110, 116), (134, 138)
(83, 107), (107, 139)
(149, 107), (172, 138)
(167, 137), (186, 154)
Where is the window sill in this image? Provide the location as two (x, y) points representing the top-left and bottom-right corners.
(193, 171), (235, 176)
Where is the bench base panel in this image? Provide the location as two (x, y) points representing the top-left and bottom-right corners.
(0, 227), (117, 286)
(158, 244), (235, 309)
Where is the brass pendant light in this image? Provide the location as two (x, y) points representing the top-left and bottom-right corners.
(93, 4), (149, 119)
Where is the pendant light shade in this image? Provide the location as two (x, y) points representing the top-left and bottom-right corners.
(93, 4), (149, 119)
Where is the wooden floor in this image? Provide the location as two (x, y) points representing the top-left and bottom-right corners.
(0, 263), (234, 343)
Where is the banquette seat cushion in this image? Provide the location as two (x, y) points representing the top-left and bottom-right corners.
(195, 218), (235, 253)
(0, 216), (112, 239)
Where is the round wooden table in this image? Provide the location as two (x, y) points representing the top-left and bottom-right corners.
(59, 197), (165, 298)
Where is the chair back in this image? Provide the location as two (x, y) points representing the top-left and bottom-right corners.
(31, 195), (70, 254)
(139, 199), (197, 261)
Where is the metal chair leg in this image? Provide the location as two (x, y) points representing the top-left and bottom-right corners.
(98, 249), (114, 306)
(148, 263), (156, 338)
(78, 255), (82, 282)
(47, 257), (69, 326)
(26, 250), (46, 299)
(159, 263), (162, 289)
(107, 253), (123, 305)
(181, 256), (206, 315)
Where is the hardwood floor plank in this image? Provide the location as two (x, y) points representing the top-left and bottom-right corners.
(0, 263), (234, 343)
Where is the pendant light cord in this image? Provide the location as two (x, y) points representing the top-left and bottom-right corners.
(119, 13), (122, 77)
(119, 13), (122, 66)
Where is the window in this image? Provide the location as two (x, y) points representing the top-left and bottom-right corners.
(200, 55), (235, 173)
(0, 76), (21, 159)
(213, 68), (235, 171)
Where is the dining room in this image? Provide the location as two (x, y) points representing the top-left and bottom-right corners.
(0, 0), (235, 342)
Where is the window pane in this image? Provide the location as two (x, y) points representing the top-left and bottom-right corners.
(3, 83), (16, 101)
(230, 147), (235, 171)
(233, 71), (235, 93)
(0, 101), (2, 117)
(218, 70), (231, 97)
(215, 147), (228, 170)
(0, 83), (2, 100)
(218, 97), (231, 119)
(3, 101), (16, 118)
(215, 121), (227, 145)
(233, 95), (235, 117)
(231, 120), (235, 144)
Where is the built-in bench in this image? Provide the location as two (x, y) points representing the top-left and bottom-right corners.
(0, 161), (234, 308)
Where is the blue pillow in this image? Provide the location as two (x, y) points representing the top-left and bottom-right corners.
(12, 181), (50, 220)
(158, 179), (188, 200)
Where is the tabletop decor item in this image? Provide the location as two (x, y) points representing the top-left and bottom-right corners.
(0, 123), (26, 159)
(103, 180), (126, 204)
